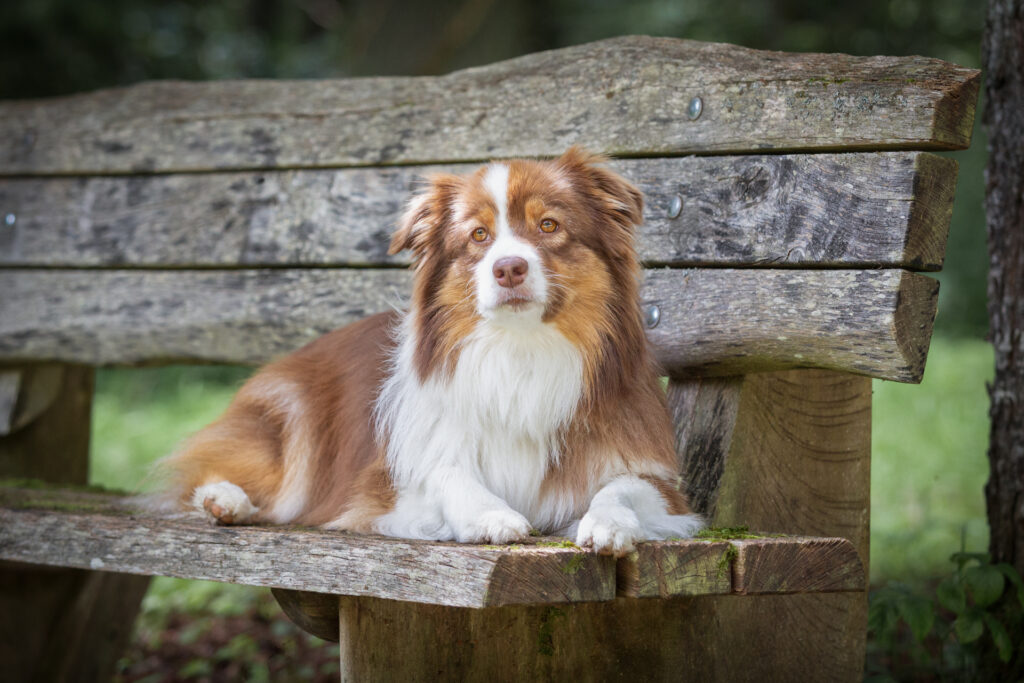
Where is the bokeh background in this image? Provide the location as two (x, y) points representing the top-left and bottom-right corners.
(2, 1), (992, 680)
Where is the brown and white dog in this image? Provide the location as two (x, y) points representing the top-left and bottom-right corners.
(162, 147), (702, 555)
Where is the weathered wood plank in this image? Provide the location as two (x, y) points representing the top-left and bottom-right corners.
(0, 37), (979, 176)
(0, 152), (956, 271)
(0, 486), (866, 602)
(730, 536), (865, 594)
(616, 541), (732, 598)
(0, 268), (938, 382)
(615, 535), (864, 599)
(0, 487), (614, 608)
(645, 268), (938, 383)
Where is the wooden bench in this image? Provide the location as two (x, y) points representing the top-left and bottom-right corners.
(0, 36), (978, 681)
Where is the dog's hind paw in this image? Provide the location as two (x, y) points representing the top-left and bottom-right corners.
(192, 481), (259, 525)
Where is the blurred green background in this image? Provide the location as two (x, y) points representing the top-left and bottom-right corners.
(2, 0), (993, 676)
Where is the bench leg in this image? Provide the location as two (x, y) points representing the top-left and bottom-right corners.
(669, 369), (872, 682)
(0, 364), (151, 683)
(336, 593), (865, 682)
(336, 595), (728, 682)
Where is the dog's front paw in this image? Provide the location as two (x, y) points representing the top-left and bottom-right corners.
(191, 481), (259, 525)
(456, 508), (532, 544)
(576, 506), (642, 556)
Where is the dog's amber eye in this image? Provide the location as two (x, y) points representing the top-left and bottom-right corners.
(471, 227), (489, 242)
(539, 218), (559, 233)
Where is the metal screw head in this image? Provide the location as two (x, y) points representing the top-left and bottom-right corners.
(667, 195), (683, 219)
(4, 213), (14, 226)
(687, 96), (703, 120)
(644, 303), (661, 329)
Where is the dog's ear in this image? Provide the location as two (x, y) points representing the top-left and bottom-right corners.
(389, 173), (462, 256)
(556, 146), (645, 260)
(556, 146), (644, 230)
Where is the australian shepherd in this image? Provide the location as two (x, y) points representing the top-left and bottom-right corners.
(162, 147), (703, 555)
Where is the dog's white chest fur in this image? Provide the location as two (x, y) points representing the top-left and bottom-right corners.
(450, 320), (584, 515)
(374, 316), (584, 539)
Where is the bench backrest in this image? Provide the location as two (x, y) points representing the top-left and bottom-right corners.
(0, 36), (979, 383)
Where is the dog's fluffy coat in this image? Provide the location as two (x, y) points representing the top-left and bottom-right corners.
(164, 147), (702, 554)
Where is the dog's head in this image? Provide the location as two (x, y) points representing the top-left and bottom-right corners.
(390, 146), (647, 381)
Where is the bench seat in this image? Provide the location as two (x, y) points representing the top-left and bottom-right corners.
(0, 483), (863, 634)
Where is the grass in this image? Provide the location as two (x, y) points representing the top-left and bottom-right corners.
(90, 365), (251, 492)
(84, 335), (995, 648)
(870, 336), (993, 583)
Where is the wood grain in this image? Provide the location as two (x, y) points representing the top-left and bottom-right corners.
(666, 377), (744, 514)
(730, 536), (865, 595)
(0, 267), (938, 382)
(0, 487), (614, 608)
(645, 268), (938, 383)
(615, 535), (863, 599)
(667, 370), (872, 682)
(0, 152), (955, 271)
(331, 591), (879, 681)
(615, 541), (733, 599)
(0, 37), (979, 176)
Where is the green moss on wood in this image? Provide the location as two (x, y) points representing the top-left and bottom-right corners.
(806, 77), (850, 86)
(717, 545), (739, 579)
(537, 606), (566, 656)
(695, 525), (785, 542)
(561, 553), (585, 575)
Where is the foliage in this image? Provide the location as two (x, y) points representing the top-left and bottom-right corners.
(867, 547), (1024, 681)
(119, 578), (339, 682)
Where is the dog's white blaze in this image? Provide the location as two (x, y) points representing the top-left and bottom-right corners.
(483, 164), (510, 233)
(370, 313), (585, 539)
(474, 164), (548, 319)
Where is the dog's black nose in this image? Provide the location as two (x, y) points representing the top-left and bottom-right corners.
(493, 257), (528, 288)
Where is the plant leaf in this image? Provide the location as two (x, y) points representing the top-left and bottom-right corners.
(981, 613), (1013, 663)
(950, 551), (989, 569)
(954, 612), (984, 643)
(937, 576), (967, 614)
(964, 565), (1005, 608)
(896, 594), (935, 642)
(995, 562), (1024, 608)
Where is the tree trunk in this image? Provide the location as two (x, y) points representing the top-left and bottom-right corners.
(983, 1), (1024, 677)
(983, 0), (1024, 576)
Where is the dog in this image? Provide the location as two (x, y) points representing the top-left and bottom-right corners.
(161, 146), (703, 555)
